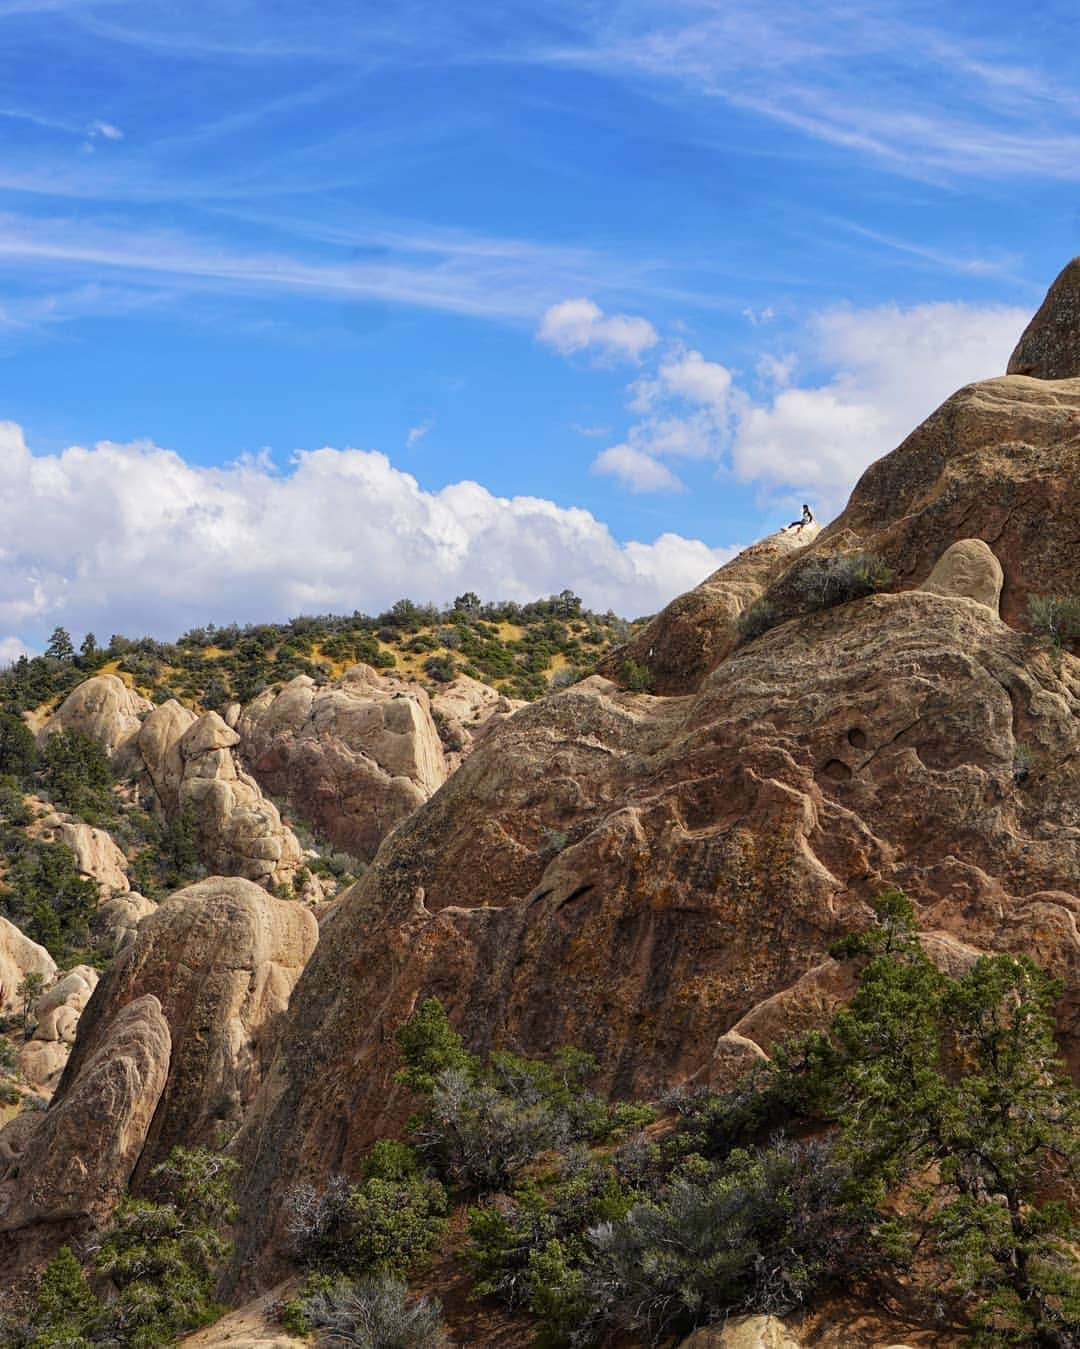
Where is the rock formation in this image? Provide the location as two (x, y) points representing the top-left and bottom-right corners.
(17, 965), (101, 1094)
(39, 673), (151, 765)
(60, 877), (318, 1174)
(138, 704), (305, 889)
(36, 814), (130, 894)
(1008, 255), (1080, 380)
(0, 995), (170, 1270)
(91, 890), (157, 955)
(0, 917), (55, 1016)
(226, 274), (1080, 1285)
(597, 525), (820, 695)
(238, 666), (449, 860)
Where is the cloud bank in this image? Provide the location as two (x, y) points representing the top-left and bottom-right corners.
(0, 421), (735, 651)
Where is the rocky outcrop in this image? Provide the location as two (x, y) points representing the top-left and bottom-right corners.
(1008, 256), (1080, 380)
(0, 917), (55, 1015)
(238, 666), (449, 861)
(39, 673), (151, 764)
(137, 704), (305, 889)
(37, 815), (130, 894)
(229, 530), (1079, 1281)
(18, 966), (101, 1094)
(680, 1317), (802, 1349)
(60, 878), (318, 1174)
(91, 891), (157, 955)
(597, 525), (820, 695)
(430, 675), (524, 767)
(0, 995), (170, 1263)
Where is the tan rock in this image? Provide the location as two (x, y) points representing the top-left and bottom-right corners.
(680, 1315), (802, 1348)
(138, 706), (305, 889)
(921, 538), (1003, 612)
(0, 994), (170, 1234)
(30, 966), (99, 1043)
(1008, 256), (1080, 380)
(17, 1039), (69, 1095)
(61, 877), (318, 1171)
(91, 891), (157, 954)
(0, 917), (56, 1016)
(40, 818), (130, 893)
(39, 673), (151, 763)
(238, 666), (449, 860)
(597, 525), (820, 695)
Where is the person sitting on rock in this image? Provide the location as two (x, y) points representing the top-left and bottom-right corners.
(786, 503), (814, 534)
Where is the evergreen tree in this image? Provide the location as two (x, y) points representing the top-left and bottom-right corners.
(44, 627), (75, 662)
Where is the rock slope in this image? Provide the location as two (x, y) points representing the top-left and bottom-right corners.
(226, 268), (1080, 1283)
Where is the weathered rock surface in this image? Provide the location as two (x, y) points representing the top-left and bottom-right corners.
(138, 704), (305, 889)
(39, 673), (151, 764)
(238, 666), (449, 860)
(1008, 256), (1080, 380)
(91, 890), (157, 954)
(61, 877), (318, 1175)
(0, 917), (55, 1015)
(920, 537), (1003, 610)
(232, 562), (1079, 1278)
(430, 674), (524, 767)
(597, 525), (821, 695)
(680, 1315), (802, 1349)
(0, 995), (170, 1258)
(37, 815), (130, 893)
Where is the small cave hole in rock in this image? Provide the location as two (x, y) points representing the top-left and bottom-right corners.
(847, 727), (868, 749)
(823, 758), (853, 782)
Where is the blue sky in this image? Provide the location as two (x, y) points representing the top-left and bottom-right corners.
(0, 0), (1076, 650)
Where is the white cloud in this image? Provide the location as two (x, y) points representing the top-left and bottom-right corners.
(87, 120), (123, 140)
(406, 421), (432, 448)
(538, 298), (658, 363)
(730, 301), (1029, 512)
(0, 420), (731, 646)
(592, 444), (683, 493)
(0, 635), (33, 666)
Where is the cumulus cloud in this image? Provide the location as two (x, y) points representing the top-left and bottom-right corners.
(730, 301), (1029, 511)
(592, 444), (683, 493)
(537, 298), (658, 363)
(589, 301), (1027, 515)
(0, 420), (733, 648)
(0, 636), (34, 665)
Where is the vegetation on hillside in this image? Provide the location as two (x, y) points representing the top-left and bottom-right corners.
(278, 894), (1078, 1348)
(0, 592), (643, 718)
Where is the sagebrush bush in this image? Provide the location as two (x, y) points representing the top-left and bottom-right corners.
(281, 1274), (451, 1348)
(1028, 592), (1080, 651)
(735, 599), (777, 643)
(793, 550), (894, 610)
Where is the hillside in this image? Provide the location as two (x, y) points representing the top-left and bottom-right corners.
(0, 260), (1078, 1348)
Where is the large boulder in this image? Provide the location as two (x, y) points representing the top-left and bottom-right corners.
(138, 705), (305, 890)
(1008, 256), (1080, 380)
(37, 816), (130, 894)
(0, 917), (55, 1016)
(230, 546), (1079, 1280)
(18, 963), (100, 1095)
(238, 666), (449, 861)
(60, 877), (318, 1174)
(0, 995), (170, 1268)
(39, 673), (151, 764)
(91, 891), (157, 955)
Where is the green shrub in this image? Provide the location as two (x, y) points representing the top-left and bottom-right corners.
(394, 998), (477, 1093)
(618, 659), (652, 693)
(1028, 592), (1080, 651)
(735, 599), (777, 643)
(40, 728), (113, 818)
(281, 1274), (450, 1348)
(794, 550), (894, 611)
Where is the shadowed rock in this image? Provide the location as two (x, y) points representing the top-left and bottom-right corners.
(1008, 256), (1080, 380)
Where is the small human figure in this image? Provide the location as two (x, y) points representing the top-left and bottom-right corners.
(786, 503), (814, 534)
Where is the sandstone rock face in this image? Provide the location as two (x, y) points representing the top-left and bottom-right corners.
(238, 666), (450, 860)
(91, 891), (157, 955)
(39, 673), (151, 764)
(680, 1315), (802, 1348)
(0, 995), (170, 1243)
(597, 525), (820, 695)
(61, 878), (318, 1174)
(0, 917), (56, 1015)
(19, 965), (103, 1094)
(1008, 256), (1080, 380)
(38, 816), (130, 893)
(232, 576), (1079, 1279)
(797, 375), (1080, 631)
(137, 703), (304, 889)
(921, 537), (1003, 611)
(430, 675), (524, 768)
